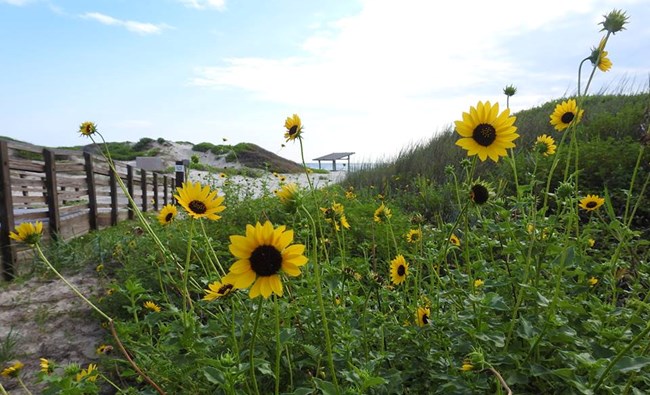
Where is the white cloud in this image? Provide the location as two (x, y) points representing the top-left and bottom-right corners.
(81, 12), (168, 35)
(178, 0), (226, 11)
(0, 0), (31, 5)
(190, 0), (603, 109)
(189, 0), (649, 161)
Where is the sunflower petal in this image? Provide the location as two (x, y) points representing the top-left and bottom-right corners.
(269, 275), (283, 296)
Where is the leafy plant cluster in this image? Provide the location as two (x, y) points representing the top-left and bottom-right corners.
(3, 8), (650, 395)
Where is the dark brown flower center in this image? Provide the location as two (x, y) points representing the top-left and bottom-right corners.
(561, 112), (575, 124)
(472, 124), (497, 146)
(165, 213), (174, 222)
(586, 201), (597, 208)
(188, 200), (207, 214)
(470, 184), (489, 204)
(397, 265), (406, 276)
(218, 283), (234, 295)
(288, 125), (298, 136)
(422, 314), (429, 325)
(250, 245), (282, 277)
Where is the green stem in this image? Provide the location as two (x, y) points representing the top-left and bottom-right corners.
(200, 219), (225, 275)
(0, 382), (8, 395)
(623, 145), (646, 225)
(583, 33), (610, 97)
(17, 377), (33, 395)
(249, 297), (264, 395)
(626, 171), (650, 230)
(593, 319), (650, 391)
(274, 296), (281, 395)
(302, 206), (339, 392)
(285, 344), (294, 391)
(508, 149), (521, 199)
(542, 125), (572, 208)
(34, 244), (111, 322)
(182, 221), (195, 315)
(577, 58), (589, 98)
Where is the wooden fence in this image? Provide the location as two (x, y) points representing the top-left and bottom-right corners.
(0, 140), (176, 281)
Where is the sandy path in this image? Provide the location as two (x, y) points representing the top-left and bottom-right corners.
(0, 268), (105, 394)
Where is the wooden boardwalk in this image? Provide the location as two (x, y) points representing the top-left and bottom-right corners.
(0, 140), (176, 281)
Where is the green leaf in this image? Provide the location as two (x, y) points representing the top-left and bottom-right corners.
(362, 376), (387, 390)
(483, 293), (509, 311)
(203, 366), (225, 385)
(516, 317), (537, 340)
(475, 332), (505, 347)
(289, 388), (315, 395)
(312, 377), (338, 395)
(254, 358), (275, 378)
(613, 356), (650, 373)
(536, 292), (550, 307)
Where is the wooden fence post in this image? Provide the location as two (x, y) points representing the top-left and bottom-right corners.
(153, 173), (159, 211)
(109, 168), (118, 226)
(163, 175), (168, 205)
(141, 169), (147, 212)
(0, 141), (16, 280)
(127, 165), (134, 220)
(84, 152), (98, 231)
(43, 149), (61, 241)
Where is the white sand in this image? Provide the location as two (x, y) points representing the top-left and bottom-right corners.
(188, 169), (347, 199)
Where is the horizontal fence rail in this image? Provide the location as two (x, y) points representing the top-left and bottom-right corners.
(0, 140), (176, 281)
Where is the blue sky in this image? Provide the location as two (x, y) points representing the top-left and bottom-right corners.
(1, 0), (649, 164)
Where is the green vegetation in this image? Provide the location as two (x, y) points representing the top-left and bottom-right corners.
(4, 9), (650, 395)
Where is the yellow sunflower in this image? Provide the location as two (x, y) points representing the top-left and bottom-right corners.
(461, 361), (474, 372)
(454, 101), (519, 162)
(75, 363), (98, 382)
(373, 203), (392, 223)
(157, 204), (178, 225)
(276, 183), (299, 207)
(321, 202), (350, 231)
(406, 229), (422, 243)
(143, 301), (161, 313)
(223, 221), (308, 299)
(579, 194), (605, 211)
(174, 181), (226, 221)
(596, 50), (612, 72)
(96, 345), (113, 355)
(203, 279), (235, 301)
(284, 114), (303, 142)
(474, 279), (485, 288)
(416, 306), (431, 327)
(390, 255), (409, 285)
(1, 361), (24, 378)
(79, 121), (97, 137)
(9, 221), (43, 245)
(40, 358), (53, 374)
(588, 276), (599, 287)
(449, 234), (461, 246)
(535, 134), (557, 156)
(549, 99), (584, 131)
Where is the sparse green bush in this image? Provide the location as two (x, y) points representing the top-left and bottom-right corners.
(132, 137), (154, 152)
(192, 142), (216, 152)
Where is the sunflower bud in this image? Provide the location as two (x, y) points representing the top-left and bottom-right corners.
(503, 84), (517, 97)
(599, 9), (628, 35)
(555, 181), (574, 201)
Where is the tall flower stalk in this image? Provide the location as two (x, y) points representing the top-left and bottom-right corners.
(284, 114), (340, 391)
